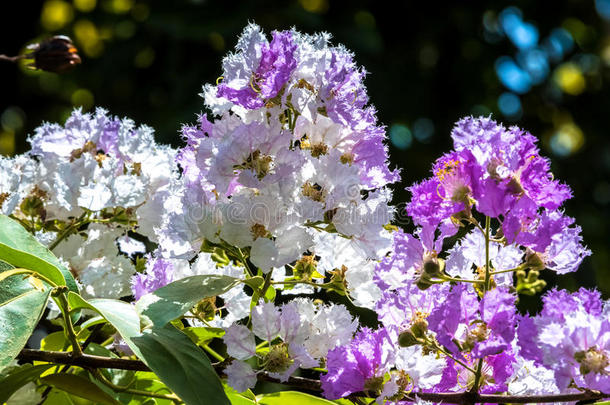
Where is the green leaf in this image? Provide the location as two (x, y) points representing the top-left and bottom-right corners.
(117, 371), (174, 405)
(136, 275), (239, 327)
(0, 215), (78, 292)
(42, 389), (90, 405)
(0, 276), (52, 369)
(183, 326), (225, 346)
(0, 261), (32, 304)
(264, 285), (276, 302)
(228, 393), (257, 405)
(78, 315), (108, 331)
(40, 331), (69, 351)
(68, 294), (230, 405)
(242, 276), (264, 290)
(67, 293), (141, 339)
(223, 383), (257, 405)
(130, 324), (230, 405)
(0, 364), (54, 403)
(257, 391), (337, 405)
(83, 343), (135, 387)
(40, 373), (120, 405)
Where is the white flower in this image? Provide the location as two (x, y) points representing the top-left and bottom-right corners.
(225, 360), (257, 393)
(223, 324), (256, 360)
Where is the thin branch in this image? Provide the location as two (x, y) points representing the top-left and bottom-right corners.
(17, 349), (610, 404)
(0, 54), (24, 63)
(19, 349), (150, 371)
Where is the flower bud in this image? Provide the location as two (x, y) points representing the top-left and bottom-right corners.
(192, 297), (217, 321)
(422, 256), (445, 278)
(398, 330), (420, 347)
(411, 318), (429, 338)
(525, 249), (545, 272)
(293, 254), (318, 281)
(25, 36), (81, 73)
(416, 275), (434, 290)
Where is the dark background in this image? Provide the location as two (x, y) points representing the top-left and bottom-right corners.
(1, 0), (608, 301)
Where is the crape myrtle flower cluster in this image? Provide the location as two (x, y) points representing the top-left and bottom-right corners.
(321, 117), (604, 402)
(0, 108), (175, 297)
(1, 23), (607, 403)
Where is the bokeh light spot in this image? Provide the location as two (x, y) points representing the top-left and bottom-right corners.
(38, 73), (61, 93)
(554, 62), (586, 95)
(41, 0), (74, 31)
(134, 47), (155, 68)
(103, 0), (133, 14)
(497, 92), (522, 119)
(299, 0), (328, 14)
(209, 32), (225, 52)
(1, 107), (25, 132)
(593, 182), (610, 205)
(74, 19), (104, 57)
(495, 56), (532, 94)
(544, 28), (574, 62)
(354, 11), (376, 28)
(471, 104), (492, 116)
(73, 0), (97, 12)
(499, 7), (539, 50)
(550, 122), (584, 156)
(115, 20), (136, 39)
(0, 131), (15, 156)
(131, 3), (149, 21)
(390, 124), (412, 150)
(419, 44), (439, 69)
(517, 48), (549, 84)
(596, 0), (610, 20)
(71, 88), (94, 109)
(412, 118), (434, 143)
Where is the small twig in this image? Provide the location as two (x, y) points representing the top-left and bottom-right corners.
(0, 54), (24, 63)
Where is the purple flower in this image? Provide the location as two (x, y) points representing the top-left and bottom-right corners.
(131, 255), (174, 299)
(473, 287), (516, 358)
(518, 288), (610, 392)
(352, 126), (400, 188)
(407, 178), (461, 228)
(437, 352), (515, 393)
(218, 28), (297, 109)
(376, 280), (450, 337)
(427, 283), (479, 355)
(449, 116), (572, 220)
(321, 327), (392, 400)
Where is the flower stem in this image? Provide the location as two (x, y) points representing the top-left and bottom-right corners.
(57, 291), (83, 357)
(471, 216), (491, 392)
(202, 344), (225, 362)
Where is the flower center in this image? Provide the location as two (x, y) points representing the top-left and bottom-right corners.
(575, 347), (610, 375)
(251, 223), (269, 240)
(235, 149), (273, 180)
(302, 181), (325, 202)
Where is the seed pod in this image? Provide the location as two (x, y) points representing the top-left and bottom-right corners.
(25, 36), (81, 73)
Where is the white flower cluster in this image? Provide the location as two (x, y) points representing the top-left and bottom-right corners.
(139, 23), (396, 309)
(0, 108), (176, 298)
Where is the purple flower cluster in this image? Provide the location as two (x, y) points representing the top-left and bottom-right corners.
(407, 116), (589, 274)
(519, 288), (610, 392)
(322, 117), (600, 402)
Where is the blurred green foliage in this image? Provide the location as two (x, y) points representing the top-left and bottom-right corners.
(0, 0), (608, 303)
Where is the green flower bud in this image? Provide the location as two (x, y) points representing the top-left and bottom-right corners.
(422, 256), (445, 278)
(398, 330), (420, 347)
(411, 318), (428, 338)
